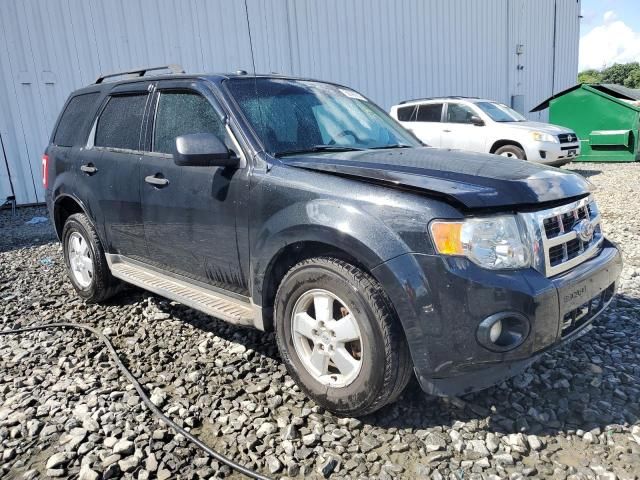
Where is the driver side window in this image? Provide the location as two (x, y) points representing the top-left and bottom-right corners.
(445, 103), (477, 124)
(153, 91), (226, 154)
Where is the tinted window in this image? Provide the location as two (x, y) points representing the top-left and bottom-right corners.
(153, 91), (225, 154)
(95, 94), (147, 150)
(396, 105), (416, 122)
(53, 93), (100, 147)
(416, 103), (443, 122)
(446, 103), (477, 124)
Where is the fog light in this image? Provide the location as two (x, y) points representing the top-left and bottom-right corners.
(477, 312), (530, 352)
(489, 319), (503, 343)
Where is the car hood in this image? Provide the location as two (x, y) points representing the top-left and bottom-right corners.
(500, 121), (574, 134)
(282, 147), (590, 209)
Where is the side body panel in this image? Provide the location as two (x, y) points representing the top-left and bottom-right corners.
(247, 159), (463, 307)
(137, 79), (249, 294)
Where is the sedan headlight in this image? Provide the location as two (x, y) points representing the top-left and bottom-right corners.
(430, 215), (530, 269)
(531, 131), (558, 143)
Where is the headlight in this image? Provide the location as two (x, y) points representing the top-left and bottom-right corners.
(531, 131), (558, 143)
(430, 215), (530, 269)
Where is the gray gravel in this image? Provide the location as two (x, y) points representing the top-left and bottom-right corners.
(1, 162), (639, 479)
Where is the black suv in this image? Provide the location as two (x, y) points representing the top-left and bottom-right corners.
(45, 66), (622, 416)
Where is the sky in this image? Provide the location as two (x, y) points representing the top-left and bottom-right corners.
(579, 0), (640, 71)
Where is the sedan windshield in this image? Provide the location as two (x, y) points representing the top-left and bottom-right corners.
(225, 78), (420, 156)
(475, 101), (526, 122)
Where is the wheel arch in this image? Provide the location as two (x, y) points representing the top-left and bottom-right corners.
(489, 139), (526, 156)
(53, 194), (91, 240)
(257, 231), (396, 332)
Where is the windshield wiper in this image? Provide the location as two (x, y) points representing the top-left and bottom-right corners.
(369, 144), (413, 150)
(274, 145), (365, 157)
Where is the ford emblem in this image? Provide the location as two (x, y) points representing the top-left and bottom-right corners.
(573, 219), (594, 243)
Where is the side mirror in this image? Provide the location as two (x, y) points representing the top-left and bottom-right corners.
(174, 133), (239, 167)
(470, 115), (485, 126)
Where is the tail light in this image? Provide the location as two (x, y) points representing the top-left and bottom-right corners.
(42, 154), (49, 189)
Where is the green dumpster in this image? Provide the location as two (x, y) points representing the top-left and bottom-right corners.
(531, 83), (640, 162)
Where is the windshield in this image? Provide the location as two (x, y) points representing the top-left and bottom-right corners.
(225, 78), (420, 156)
(475, 101), (527, 122)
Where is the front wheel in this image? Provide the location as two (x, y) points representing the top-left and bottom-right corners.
(495, 144), (526, 160)
(274, 257), (413, 416)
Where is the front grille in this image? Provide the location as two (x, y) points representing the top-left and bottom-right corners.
(558, 133), (578, 144)
(520, 196), (603, 277)
(561, 283), (615, 337)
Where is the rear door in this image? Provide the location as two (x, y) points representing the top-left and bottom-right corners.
(139, 79), (249, 294)
(398, 102), (444, 147)
(84, 82), (151, 259)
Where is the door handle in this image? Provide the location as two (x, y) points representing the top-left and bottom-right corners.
(145, 174), (169, 187)
(80, 164), (97, 174)
(442, 129), (452, 133)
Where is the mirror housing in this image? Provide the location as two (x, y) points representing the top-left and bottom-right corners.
(174, 133), (239, 167)
(470, 115), (485, 126)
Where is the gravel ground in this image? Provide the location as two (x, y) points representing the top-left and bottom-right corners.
(1, 162), (639, 480)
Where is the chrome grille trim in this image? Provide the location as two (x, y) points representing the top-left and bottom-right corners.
(519, 196), (603, 277)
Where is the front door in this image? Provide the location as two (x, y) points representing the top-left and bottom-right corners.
(440, 102), (488, 153)
(139, 80), (249, 294)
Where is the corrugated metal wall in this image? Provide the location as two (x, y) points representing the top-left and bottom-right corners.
(0, 0), (580, 205)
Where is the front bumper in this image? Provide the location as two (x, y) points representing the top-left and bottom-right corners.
(372, 239), (622, 397)
(526, 140), (581, 165)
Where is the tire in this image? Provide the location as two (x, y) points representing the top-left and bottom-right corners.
(62, 213), (119, 303)
(494, 144), (526, 160)
(274, 257), (413, 416)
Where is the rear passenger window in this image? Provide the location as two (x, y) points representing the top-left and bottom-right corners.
(54, 93), (100, 147)
(396, 105), (417, 122)
(415, 103), (443, 122)
(153, 91), (225, 154)
(95, 94), (148, 151)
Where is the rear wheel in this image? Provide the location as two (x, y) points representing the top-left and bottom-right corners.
(274, 257), (413, 416)
(62, 213), (119, 303)
(495, 144), (526, 160)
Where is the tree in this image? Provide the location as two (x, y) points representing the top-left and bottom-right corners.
(623, 69), (640, 89)
(601, 62), (640, 85)
(578, 62), (640, 88)
(578, 69), (603, 84)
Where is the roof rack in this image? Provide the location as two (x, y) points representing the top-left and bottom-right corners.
(95, 64), (185, 84)
(398, 96), (480, 104)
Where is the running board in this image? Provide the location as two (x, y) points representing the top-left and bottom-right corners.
(106, 255), (262, 330)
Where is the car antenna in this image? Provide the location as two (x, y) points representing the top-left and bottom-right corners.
(243, 0), (257, 84)
(243, 0), (270, 166)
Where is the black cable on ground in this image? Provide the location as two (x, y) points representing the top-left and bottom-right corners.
(0, 322), (273, 480)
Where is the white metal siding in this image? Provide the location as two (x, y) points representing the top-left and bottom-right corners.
(0, 0), (580, 206)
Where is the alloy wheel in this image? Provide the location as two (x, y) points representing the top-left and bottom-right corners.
(291, 289), (363, 387)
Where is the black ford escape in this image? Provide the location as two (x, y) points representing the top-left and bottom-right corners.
(45, 66), (622, 416)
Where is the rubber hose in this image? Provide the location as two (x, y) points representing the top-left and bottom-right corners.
(0, 322), (273, 480)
